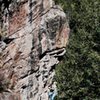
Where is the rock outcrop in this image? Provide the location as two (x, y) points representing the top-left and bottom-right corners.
(0, 0), (70, 100)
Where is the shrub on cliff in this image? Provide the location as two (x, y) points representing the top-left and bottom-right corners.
(55, 0), (100, 99)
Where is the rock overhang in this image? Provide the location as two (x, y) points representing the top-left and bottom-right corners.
(39, 6), (70, 55)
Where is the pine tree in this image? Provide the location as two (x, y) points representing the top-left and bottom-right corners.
(55, 0), (100, 99)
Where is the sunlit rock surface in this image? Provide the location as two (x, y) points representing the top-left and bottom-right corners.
(0, 0), (70, 100)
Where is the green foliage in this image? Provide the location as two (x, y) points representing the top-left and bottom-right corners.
(55, 0), (100, 99)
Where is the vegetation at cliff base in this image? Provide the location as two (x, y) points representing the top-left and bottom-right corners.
(55, 0), (100, 99)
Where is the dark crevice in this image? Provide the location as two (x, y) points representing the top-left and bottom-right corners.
(29, 0), (37, 24)
(39, 47), (65, 59)
(21, 85), (27, 89)
(0, 0), (12, 12)
(3, 37), (15, 44)
(0, 86), (4, 93)
(50, 65), (56, 72)
(58, 56), (64, 61)
(0, 36), (15, 44)
(39, 51), (47, 59)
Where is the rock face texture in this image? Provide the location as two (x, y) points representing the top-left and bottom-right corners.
(0, 0), (70, 100)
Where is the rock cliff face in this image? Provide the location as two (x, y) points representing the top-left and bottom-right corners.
(0, 0), (70, 100)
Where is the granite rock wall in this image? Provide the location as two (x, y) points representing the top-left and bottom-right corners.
(0, 0), (70, 100)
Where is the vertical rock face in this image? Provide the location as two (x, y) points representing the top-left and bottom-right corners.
(0, 0), (70, 100)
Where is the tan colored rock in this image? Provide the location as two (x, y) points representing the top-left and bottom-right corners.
(0, 0), (70, 100)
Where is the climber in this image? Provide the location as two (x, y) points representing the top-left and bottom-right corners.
(48, 89), (57, 100)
